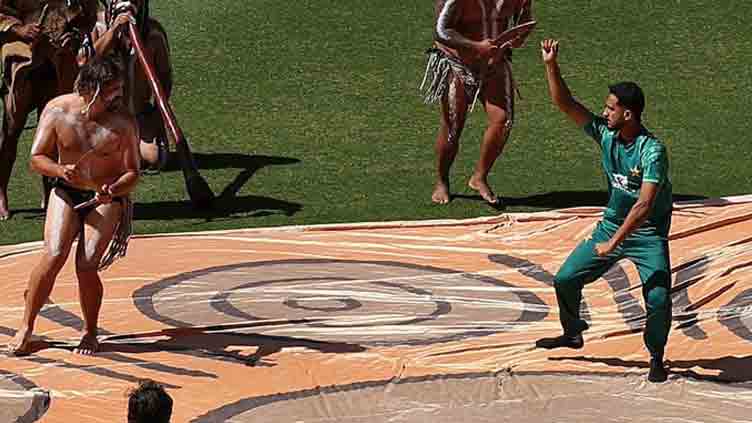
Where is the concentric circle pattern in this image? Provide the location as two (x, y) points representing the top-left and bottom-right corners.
(135, 259), (548, 346)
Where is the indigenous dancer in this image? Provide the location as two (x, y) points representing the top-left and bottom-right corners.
(421, 0), (534, 205)
(536, 39), (673, 383)
(0, 0), (99, 219)
(7, 55), (140, 356)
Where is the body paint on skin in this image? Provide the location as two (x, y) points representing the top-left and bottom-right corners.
(436, 0), (458, 41)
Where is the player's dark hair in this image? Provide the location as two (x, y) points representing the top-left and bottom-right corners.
(74, 55), (122, 95)
(127, 380), (173, 423)
(608, 81), (645, 120)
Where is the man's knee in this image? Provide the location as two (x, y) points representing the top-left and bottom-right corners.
(553, 268), (583, 293)
(487, 108), (510, 126)
(486, 114), (513, 139)
(646, 285), (671, 312)
(76, 248), (102, 274)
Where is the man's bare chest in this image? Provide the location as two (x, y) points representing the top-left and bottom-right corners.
(459, 0), (518, 24)
(450, 0), (522, 39)
(57, 116), (123, 159)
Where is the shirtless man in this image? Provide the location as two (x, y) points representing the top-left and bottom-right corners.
(80, 0), (172, 171)
(7, 55), (140, 356)
(421, 0), (534, 205)
(0, 0), (99, 219)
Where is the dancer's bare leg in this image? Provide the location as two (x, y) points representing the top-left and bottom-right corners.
(73, 201), (121, 355)
(468, 67), (514, 205)
(0, 77), (36, 220)
(7, 189), (80, 355)
(433, 75), (469, 204)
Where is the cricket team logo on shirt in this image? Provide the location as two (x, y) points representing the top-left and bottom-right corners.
(612, 166), (642, 194)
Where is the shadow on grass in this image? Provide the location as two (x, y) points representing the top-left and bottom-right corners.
(501, 190), (707, 209)
(136, 153), (302, 220)
(162, 152), (299, 173)
(12, 208), (46, 220)
(450, 194), (507, 211)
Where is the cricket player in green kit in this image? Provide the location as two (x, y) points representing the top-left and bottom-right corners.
(536, 39), (672, 383)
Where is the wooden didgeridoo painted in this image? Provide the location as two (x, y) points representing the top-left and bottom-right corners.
(128, 22), (215, 209)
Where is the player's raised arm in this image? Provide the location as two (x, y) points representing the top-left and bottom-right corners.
(541, 39), (592, 127)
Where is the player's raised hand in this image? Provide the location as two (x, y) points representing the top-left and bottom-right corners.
(541, 39), (559, 63)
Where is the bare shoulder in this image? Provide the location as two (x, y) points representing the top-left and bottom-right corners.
(41, 94), (82, 118)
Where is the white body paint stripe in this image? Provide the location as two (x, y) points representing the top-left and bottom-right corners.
(436, 0), (458, 40)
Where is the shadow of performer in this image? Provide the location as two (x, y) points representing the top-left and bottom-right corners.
(137, 153), (302, 220)
(103, 331), (366, 368)
(549, 355), (752, 383)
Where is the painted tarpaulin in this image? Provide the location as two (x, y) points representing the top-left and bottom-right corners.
(1, 196), (752, 422)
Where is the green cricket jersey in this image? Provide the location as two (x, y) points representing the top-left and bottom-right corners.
(584, 115), (673, 238)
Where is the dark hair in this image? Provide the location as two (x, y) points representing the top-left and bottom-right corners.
(608, 81), (645, 120)
(74, 55), (122, 95)
(127, 380), (173, 423)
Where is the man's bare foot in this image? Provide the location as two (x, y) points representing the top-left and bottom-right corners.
(73, 332), (99, 355)
(7, 326), (33, 356)
(468, 174), (499, 205)
(432, 181), (451, 204)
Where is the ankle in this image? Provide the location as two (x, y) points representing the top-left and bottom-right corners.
(14, 323), (32, 335)
(470, 172), (487, 182)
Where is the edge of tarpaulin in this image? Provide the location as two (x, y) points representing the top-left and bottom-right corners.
(2, 194), (751, 257)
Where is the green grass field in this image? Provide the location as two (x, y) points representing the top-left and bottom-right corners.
(2, 0), (751, 245)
